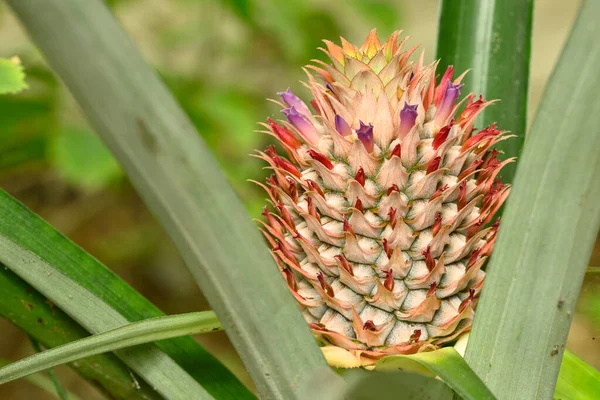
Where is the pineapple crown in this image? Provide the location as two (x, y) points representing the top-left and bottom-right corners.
(253, 30), (513, 366)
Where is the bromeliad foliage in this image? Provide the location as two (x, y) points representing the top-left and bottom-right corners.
(257, 31), (512, 365)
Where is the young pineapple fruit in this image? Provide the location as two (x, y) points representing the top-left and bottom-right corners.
(255, 30), (513, 365)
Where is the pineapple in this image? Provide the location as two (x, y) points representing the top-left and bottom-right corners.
(254, 30), (513, 365)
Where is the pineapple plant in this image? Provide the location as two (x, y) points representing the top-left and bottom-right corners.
(255, 30), (513, 365)
(3, 1), (599, 397)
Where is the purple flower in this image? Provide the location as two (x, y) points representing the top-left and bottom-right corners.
(278, 88), (311, 117)
(282, 106), (319, 145)
(335, 115), (352, 137)
(356, 121), (374, 152)
(398, 102), (418, 139)
(435, 80), (464, 126)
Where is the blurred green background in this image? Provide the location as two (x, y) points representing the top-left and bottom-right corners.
(0, 0), (597, 398)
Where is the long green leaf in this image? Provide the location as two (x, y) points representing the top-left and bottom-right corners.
(0, 267), (159, 400)
(0, 312), (220, 386)
(344, 371), (454, 400)
(555, 350), (600, 400)
(375, 347), (497, 400)
(6, 1), (327, 399)
(29, 337), (70, 400)
(0, 359), (81, 400)
(298, 368), (454, 400)
(0, 232), (212, 399)
(464, 1), (600, 398)
(0, 187), (252, 399)
(436, 0), (534, 183)
(456, 334), (600, 400)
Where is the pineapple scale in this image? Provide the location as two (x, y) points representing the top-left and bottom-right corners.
(255, 30), (513, 363)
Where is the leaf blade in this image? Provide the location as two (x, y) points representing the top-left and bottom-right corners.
(436, 0), (534, 183)
(0, 312), (220, 386)
(345, 370), (454, 400)
(298, 367), (455, 400)
(464, 1), (600, 398)
(28, 337), (70, 400)
(6, 1), (328, 398)
(0, 359), (82, 400)
(0, 187), (253, 399)
(555, 350), (600, 400)
(0, 233), (212, 399)
(0, 267), (160, 400)
(375, 347), (497, 400)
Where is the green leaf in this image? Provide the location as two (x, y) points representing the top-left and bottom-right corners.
(0, 229), (213, 399)
(345, 370), (454, 400)
(0, 57), (28, 94)
(0, 188), (254, 399)
(375, 347), (497, 400)
(436, 0), (534, 184)
(0, 312), (220, 386)
(555, 350), (600, 400)
(0, 267), (160, 399)
(28, 337), (69, 400)
(299, 368), (455, 400)
(0, 359), (82, 400)
(49, 127), (122, 190)
(464, 1), (600, 398)
(6, 1), (328, 399)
